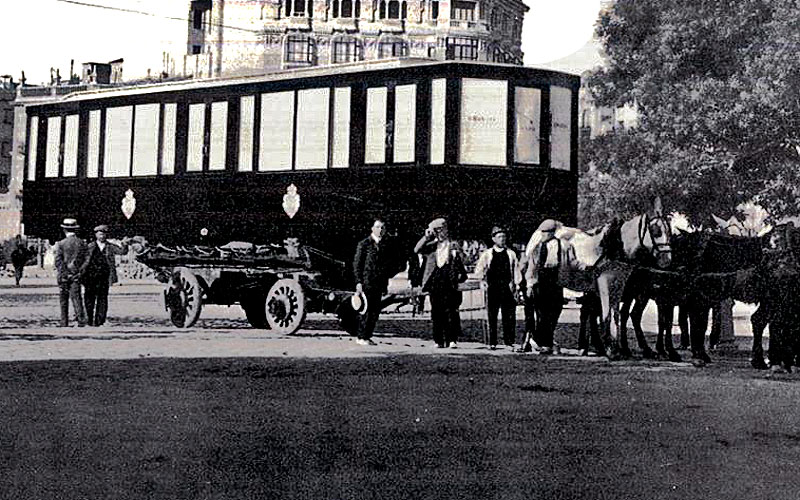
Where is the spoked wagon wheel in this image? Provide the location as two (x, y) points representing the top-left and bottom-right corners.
(165, 267), (203, 328)
(265, 278), (306, 335)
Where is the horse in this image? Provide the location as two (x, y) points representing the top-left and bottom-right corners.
(525, 197), (672, 359)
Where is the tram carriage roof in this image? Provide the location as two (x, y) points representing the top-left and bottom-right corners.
(35, 58), (579, 106)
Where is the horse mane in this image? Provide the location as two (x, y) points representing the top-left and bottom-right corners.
(599, 218), (624, 261)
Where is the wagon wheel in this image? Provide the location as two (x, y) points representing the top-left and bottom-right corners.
(166, 267), (203, 328)
(265, 278), (306, 335)
(241, 294), (268, 329)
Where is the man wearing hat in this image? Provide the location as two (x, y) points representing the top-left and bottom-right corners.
(81, 224), (129, 327)
(353, 218), (403, 345)
(475, 226), (522, 349)
(55, 218), (88, 327)
(414, 218), (468, 348)
(525, 219), (564, 355)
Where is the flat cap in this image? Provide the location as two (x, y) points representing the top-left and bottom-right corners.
(428, 218), (447, 230)
(491, 226), (506, 236)
(94, 225), (110, 233)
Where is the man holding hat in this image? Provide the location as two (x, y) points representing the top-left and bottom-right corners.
(81, 224), (129, 327)
(525, 219), (564, 355)
(55, 218), (88, 327)
(475, 226), (522, 349)
(415, 218), (468, 348)
(353, 218), (403, 345)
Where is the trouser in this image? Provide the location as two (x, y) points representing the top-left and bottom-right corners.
(357, 289), (383, 340)
(486, 285), (516, 346)
(534, 272), (563, 349)
(430, 289), (462, 347)
(59, 278), (86, 326)
(85, 279), (111, 326)
(578, 292), (603, 352)
(13, 265), (23, 285)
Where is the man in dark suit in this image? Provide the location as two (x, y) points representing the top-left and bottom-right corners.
(414, 218), (468, 348)
(10, 235), (32, 287)
(55, 218), (88, 327)
(81, 225), (129, 327)
(353, 218), (402, 346)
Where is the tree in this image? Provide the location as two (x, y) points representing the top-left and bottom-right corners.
(582, 0), (800, 226)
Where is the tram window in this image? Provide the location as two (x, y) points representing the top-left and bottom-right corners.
(459, 78), (507, 166)
(296, 88), (330, 170)
(27, 118), (38, 181)
(133, 104), (159, 176)
(162, 104), (177, 175)
(331, 87), (351, 168)
(87, 110), (100, 178)
(430, 78), (446, 165)
(514, 87), (541, 164)
(394, 84), (416, 163)
(365, 87), (387, 164)
(260, 91), (294, 171)
(209, 101), (228, 171)
(550, 86), (572, 171)
(104, 106), (133, 177)
(45, 116), (62, 178)
(238, 96), (255, 172)
(187, 103), (205, 172)
(63, 114), (79, 177)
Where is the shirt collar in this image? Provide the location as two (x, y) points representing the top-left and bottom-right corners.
(371, 234), (381, 244)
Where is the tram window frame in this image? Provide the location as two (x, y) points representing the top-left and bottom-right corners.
(550, 85), (572, 171)
(161, 103), (177, 175)
(209, 101), (228, 171)
(87, 110), (101, 178)
(44, 116), (62, 179)
(295, 88), (330, 170)
(132, 104), (160, 177)
(393, 84), (416, 164)
(104, 106), (134, 178)
(62, 114), (79, 177)
(238, 95), (255, 172)
(186, 103), (206, 173)
(513, 86), (542, 166)
(458, 77), (508, 167)
(27, 117), (38, 182)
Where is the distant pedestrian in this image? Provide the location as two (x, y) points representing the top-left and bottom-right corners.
(525, 219), (564, 355)
(415, 218), (467, 348)
(10, 235), (32, 287)
(353, 219), (404, 346)
(81, 225), (129, 327)
(55, 218), (88, 327)
(475, 226), (521, 349)
(516, 250), (538, 352)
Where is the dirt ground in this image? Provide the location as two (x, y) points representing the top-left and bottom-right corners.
(0, 277), (796, 500)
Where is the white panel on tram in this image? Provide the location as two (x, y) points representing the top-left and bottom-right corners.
(331, 87), (351, 168)
(209, 101), (228, 171)
(550, 86), (572, 171)
(45, 116), (61, 178)
(161, 104), (177, 175)
(430, 79), (446, 165)
(514, 87), (541, 164)
(104, 106), (133, 178)
(238, 96), (254, 172)
(365, 87), (387, 164)
(394, 84), (416, 164)
(459, 78), (507, 166)
(296, 88), (330, 170)
(133, 104), (159, 176)
(27, 118), (38, 181)
(63, 115), (79, 177)
(87, 110), (100, 178)
(260, 91), (294, 171)
(187, 103), (206, 172)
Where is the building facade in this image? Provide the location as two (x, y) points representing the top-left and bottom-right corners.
(171, 0), (527, 77)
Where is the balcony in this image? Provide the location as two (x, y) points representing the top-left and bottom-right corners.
(377, 19), (405, 33)
(282, 16), (312, 30)
(331, 17), (359, 31)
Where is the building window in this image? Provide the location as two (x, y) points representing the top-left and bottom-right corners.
(332, 0), (361, 17)
(286, 34), (316, 64)
(490, 8), (498, 28)
(378, 0), (406, 19)
(378, 38), (409, 58)
(192, 45), (202, 55)
(451, 0), (476, 21)
(285, 0), (313, 17)
(2, 109), (11, 125)
(193, 8), (203, 29)
(333, 37), (363, 63)
(446, 37), (479, 60)
(431, 0), (439, 19)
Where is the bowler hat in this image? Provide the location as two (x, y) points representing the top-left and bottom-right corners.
(491, 226), (506, 237)
(94, 225), (110, 233)
(537, 219), (558, 233)
(350, 291), (369, 315)
(60, 218), (80, 230)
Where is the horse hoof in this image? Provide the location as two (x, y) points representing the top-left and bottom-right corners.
(641, 348), (657, 360)
(751, 358), (769, 370)
(667, 350), (683, 363)
(692, 351), (711, 365)
(690, 357), (706, 368)
(605, 348), (623, 362)
(619, 347), (633, 359)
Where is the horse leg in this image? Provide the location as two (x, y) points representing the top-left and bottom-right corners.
(618, 296), (634, 359)
(596, 272), (619, 360)
(750, 303), (769, 370)
(689, 305), (712, 365)
(678, 304), (690, 350)
(659, 301), (682, 362)
(631, 294), (655, 359)
(655, 301), (667, 357)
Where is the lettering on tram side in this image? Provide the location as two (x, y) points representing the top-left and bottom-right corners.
(121, 189), (136, 219)
(283, 184), (300, 219)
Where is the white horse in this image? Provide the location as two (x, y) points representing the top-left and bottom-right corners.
(526, 198), (672, 358)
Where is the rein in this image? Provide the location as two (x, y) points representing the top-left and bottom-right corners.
(638, 214), (672, 260)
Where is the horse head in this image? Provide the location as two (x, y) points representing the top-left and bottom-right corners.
(622, 197), (672, 268)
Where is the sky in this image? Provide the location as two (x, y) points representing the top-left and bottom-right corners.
(1, 0), (604, 85)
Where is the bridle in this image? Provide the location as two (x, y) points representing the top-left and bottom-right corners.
(638, 213), (672, 261)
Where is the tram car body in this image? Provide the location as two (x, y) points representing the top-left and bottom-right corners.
(21, 59), (579, 332)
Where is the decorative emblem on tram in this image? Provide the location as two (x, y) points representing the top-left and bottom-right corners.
(283, 184), (300, 219)
(121, 189), (136, 219)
